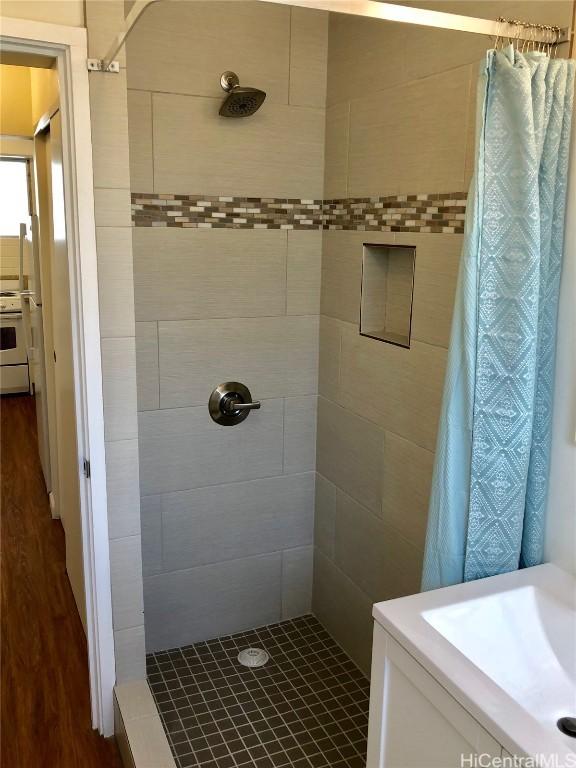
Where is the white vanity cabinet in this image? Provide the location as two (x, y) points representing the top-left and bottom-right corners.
(367, 624), (503, 768)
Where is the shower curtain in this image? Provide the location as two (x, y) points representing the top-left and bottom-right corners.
(422, 47), (575, 591)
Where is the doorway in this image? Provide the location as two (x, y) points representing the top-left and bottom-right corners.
(0, 18), (116, 741)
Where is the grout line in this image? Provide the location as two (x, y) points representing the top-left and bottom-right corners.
(155, 320), (161, 409)
(150, 91), (155, 192)
(288, 7), (293, 105)
(281, 397), (286, 475)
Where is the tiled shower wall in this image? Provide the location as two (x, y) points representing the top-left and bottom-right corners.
(126, 1), (328, 653)
(314, 0), (574, 673)
(126, 0), (574, 665)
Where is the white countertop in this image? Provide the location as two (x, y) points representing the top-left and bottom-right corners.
(372, 564), (576, 763)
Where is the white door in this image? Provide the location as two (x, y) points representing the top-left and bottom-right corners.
(21, 207), (52, 492)
(34, 128), (60, 516)
(49, 110), (86, 630)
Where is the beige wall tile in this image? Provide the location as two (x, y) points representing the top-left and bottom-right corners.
(96, 227), (135, 338)
(144, 553), (282, 651)
(88, 69), (130, 189)
(312, 550), (373, 674)
(101, 337), (138, 442)
(318, 315), (344, 402)
(464, 67), (479, 190)
(281, 546), (313, 619)
(324, 102), (349, 199)
(284, 396), (317, 474)
(106, 439), (142, 540)
(382, 432), (434, 551)
(94, 188), (132, 228)
(289, 8), (328, 108)
(126, 1), (290, 104)
(348, 66), (470, 197)
(317, 396), (384, 515)
(135, 322), (159, 411)
(161, 473), (314, 571)
(395, 232), (462, 349)
(127, 89), (153, 192)
(287, 230), (321, 316)
(403, 27), (486, 83)
(85, 0), (126, 65)
(338, 327), (447, 451)
(117, 711), (175, 767)
(140, 494), (162, 577)
(314, 473), (336, 560)
(320, 230), (363, 324)
(134, 228), (287, 322)
(114, 625), (146, 684)
(152, 92), (324, 198)
(334, 489), (423, 603)
(158, 316), (319, 408)
(326, 14), (407, 107)
(114, 680), (158, 722)
(110, 535), (145, 631)
(138, 403), (284, 495)
(321, 231), (391, 325)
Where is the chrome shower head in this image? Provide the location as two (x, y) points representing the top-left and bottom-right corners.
(219, 71), (266, 118)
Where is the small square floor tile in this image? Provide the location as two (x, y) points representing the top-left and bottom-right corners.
(148, 616), (369, 768)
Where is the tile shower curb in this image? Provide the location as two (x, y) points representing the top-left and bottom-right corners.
(115, 680), (177, 768)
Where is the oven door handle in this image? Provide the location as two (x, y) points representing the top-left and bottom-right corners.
(0, 312), (23, 321)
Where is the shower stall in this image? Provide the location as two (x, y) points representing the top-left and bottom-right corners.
(112, 0), (574, 764)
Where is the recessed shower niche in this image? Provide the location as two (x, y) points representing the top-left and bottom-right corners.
(360, 243), (416, 348)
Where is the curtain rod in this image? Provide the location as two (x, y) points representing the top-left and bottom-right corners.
(90, 0), (571, 73)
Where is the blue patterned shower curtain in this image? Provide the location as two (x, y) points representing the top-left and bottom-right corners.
(422, 47), (575, 591)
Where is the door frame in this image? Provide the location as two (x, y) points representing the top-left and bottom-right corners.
(0, 17), (115, 735)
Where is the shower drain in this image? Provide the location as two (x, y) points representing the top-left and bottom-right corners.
(237, 647), (269, 668)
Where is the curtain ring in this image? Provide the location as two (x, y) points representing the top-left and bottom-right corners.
(514, 22), (522, 51)
(494, 17), (503, 50)
(536, 25), (542, 53)
(520, 25), (527, 53)
(553, 27), (560, 58)
(538, 25), (544, 54)
(496, 17), (506, 50)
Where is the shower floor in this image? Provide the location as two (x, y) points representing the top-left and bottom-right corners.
(146, 615), (370, 768)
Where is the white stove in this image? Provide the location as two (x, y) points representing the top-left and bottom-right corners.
(0, 291), (22, 314)
(0, 290), (29, 394)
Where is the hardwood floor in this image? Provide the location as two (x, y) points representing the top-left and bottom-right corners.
(1, 394), (123, 767)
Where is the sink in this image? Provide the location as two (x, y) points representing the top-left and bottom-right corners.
(372, 563), (576, 762)
(423, 585), (576, 727)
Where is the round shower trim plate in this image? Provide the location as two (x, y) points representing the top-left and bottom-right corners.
(238, 647), (270, 668)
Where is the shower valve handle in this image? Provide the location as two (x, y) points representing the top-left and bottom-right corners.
(224, 398), (261, 412)
(209, 382), (261, 426)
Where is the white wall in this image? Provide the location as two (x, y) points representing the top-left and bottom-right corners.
(545, 119), (576, 576)
(1, 1), (84, 27)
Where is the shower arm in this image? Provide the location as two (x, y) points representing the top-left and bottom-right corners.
(88, 0), (572, 74)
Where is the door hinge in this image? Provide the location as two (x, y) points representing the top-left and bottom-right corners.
(83, 458), (91, 479)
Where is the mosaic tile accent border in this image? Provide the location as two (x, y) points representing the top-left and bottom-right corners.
(132, 192), (468, 234)
(132, 194), (324, 230)
(324, 192), (467, 234)
(147, 615), (369, 768)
